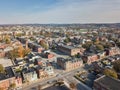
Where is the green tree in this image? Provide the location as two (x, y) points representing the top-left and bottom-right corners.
(96, 44), (104, 51)
(113, 60), (120, 72)
(4, 35), (11, 44)
(64, 37), (71, 43)
(5, 38), (11, 44)
(8, 49), (18, 65)
(104, 69), (118, 79)
(82, 41), (92, 49)
(0, 64), (5, 73)
(104, 42), (113, 48)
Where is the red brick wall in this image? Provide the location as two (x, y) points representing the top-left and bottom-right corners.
(0, 77), (15, 90)
(15, 77), (22, 87)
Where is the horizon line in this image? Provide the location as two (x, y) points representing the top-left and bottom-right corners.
(0, 22), (120, 25)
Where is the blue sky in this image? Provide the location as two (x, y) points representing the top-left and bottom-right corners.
(0, 0), (120, 24)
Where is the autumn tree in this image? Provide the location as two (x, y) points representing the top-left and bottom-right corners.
(104, 69), (118, 79)
(23, 48), (31, 57)
(8, 49), (18, 59)
(69, 82), (76, 90)
(9, 83), (16, 89)
(18, 45), (24, 58)
(39, 40), (49, 50)
(0, 64), (5, 73)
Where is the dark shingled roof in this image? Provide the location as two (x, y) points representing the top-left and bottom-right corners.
(95, 75), (120, 90)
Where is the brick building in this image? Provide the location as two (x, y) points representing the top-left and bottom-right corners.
(57, 57), (83, 71)
(93, 75), (120, 90)
(58, 45), (84, 56)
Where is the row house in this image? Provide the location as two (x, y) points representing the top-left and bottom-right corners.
(83, 51), (106, 64)
(58, 45), (83, 56)
(0, 67), (22, 90)
(0, 43), (8, 49)
(44, 62), (54, 75)
(17, 37), (27, 44)
(11, 66), (23, 88)
(106, 47), (120, 56)
(36, 64), (54, 80)
(35, 59), (46, 66)
(57, 57), (83, 71)
(43, 52), (55, 59)
(22, 68), (38, 83)
(82, 54), (99, 64)
(28, 41), (44, 53)
(0, 77), (15, 90)
(97, 52), (106, 59)
(36, 66), (49, 79)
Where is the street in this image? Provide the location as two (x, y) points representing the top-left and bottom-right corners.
(22, 66), (92, 90)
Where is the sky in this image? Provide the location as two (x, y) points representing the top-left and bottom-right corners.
(0, 0), (120, 24)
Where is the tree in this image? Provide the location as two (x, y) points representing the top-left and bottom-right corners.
(69, 82), (76, 90)
(5, 38), (11, 44)
(18, 45), (25, 58)
(8, 49), (19, 65)
(8, 49), (18, 60)
(9, 83), (16, 89)
(104, 69), (118, 79)
(104, 42), (113, 48)
(23, 48), (31, 57)
(4, 35), (11, 44)
(96, 44), (104, 51)
(64, 37), (71, 43)
(15, 33), (23, 37)
(39, 40), (49, 50)
(82, 41), (92, 49)
(0, 64), (5, 73)
(113, 60), (120, 72)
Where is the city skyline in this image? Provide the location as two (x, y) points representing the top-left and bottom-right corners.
(0, 0), (120, 24)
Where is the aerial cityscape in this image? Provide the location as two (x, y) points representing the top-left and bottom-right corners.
(0, 0), (120, 90)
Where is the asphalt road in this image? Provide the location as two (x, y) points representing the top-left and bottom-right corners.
(22, 67), (92, 90)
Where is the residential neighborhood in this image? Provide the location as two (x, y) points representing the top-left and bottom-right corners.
(0, 24), (120, 90)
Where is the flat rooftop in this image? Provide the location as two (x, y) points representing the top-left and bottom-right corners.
(94, 75), (120, 90)
(0, 58), (13, 67)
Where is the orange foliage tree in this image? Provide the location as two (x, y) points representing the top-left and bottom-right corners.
(18, 45), (25, 58)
